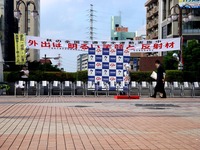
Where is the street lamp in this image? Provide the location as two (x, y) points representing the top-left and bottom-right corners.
(14, 0), (39, 34)
(167, 4), (193, 70)
(14, 0), (39, 67)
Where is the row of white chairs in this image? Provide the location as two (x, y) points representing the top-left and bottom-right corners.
(139, 81), (200, 97)
(14, 80), (129, 97)
(14, 80), (200, 97)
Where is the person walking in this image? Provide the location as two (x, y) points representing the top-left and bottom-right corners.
(151, 60), (166, 98)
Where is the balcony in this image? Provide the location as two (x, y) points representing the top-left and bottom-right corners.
(146, 35), (151, 40)
(152, 19), (158, 27)
(147, 22), (153, 30)
(146, 11), (153, 18)
(152, 6), (158, 14)
(145, 0), (158, 7)
(152, 31), (158, 39)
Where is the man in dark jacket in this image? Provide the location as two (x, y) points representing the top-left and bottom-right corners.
(151, 60), (166, 98)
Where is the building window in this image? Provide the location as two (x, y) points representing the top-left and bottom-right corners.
(183, 21), (200, 33)
(28, 19), (30, 23)
(28, 27), (30, 32)
(162, 25), (167, 39)
(193, 9), (200, 16)
(162, 0), (166, 21)
(167, 23), (172, 35)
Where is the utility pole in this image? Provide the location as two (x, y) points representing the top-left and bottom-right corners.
(89, 4), (94, 41)
(90, 4), (94, 41)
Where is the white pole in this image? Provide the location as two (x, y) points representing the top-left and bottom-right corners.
(0, 40), (4, 82)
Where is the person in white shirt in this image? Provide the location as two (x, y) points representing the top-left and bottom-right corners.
(20, 66), (29, 81)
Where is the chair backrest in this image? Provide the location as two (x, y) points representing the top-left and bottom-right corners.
(87, 81), (95, 88)
(121, 81), (125, 87)
(18, 81), (24, 86)
(16, 81), (25, 88)
(141, 81), (148, 88)
(183, 82), (190, 88)
(53, 81), (60, 87)
(64, 81), (72, 87)
(116, 82), (123, 89)
(165, 82), (170, 88)
(102, 81), (108, 88)
(76, 81), (83, 87)
(173, 82), (179, 88)
(131, 81), (137, 88)
(42, 81), (48, 87)
(110, 81), (115, 87)
(194, 82), (199, 88)
(29, 81), (37, 87)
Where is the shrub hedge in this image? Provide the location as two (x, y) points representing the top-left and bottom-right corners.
(3, 70), (200, 83)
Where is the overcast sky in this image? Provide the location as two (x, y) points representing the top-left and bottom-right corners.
(40, 0), (146, 72)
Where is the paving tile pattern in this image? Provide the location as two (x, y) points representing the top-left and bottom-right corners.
(0, 96), (200, 150)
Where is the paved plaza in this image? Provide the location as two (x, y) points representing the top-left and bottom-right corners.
(0, 96), (200, 150)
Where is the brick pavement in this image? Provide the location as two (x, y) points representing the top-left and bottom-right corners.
(0, 96), (200, 150)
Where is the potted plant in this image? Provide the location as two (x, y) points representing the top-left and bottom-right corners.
(0, 84), (10, 95)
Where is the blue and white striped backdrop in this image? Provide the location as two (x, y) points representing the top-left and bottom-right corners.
(88, 48), (130, 83)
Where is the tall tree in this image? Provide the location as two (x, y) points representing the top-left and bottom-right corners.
(163, 51), (178, 70)
(183, 40), (200, 72)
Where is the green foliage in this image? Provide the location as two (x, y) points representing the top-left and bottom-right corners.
(163, 40), (200, 74)
(0, 84), (10, 91)
(3, 72), (10, 82)
(183, 71), (200, 82)
(3, 70), (199, 83)
(6, 71), (20, 82)
(130, 71), (153, 82)
(163, 51), (178, 70)
(4, 71), (78, 82)
(165, 70), (183, 82)
(183, 40), (200, 72)
(76, 71), (88, 82)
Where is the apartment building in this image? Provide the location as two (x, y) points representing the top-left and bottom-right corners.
(145, 0), (159, 40)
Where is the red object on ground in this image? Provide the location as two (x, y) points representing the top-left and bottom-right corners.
(114, 95), (140, 100)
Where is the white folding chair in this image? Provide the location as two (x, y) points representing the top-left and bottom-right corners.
(165, 82), (172, 97)
(62, 81), (73, 96)
(130, 81), (140, 95)
(39, 81), (50, 96)
(27, 81), (38, 96)
(140, 81), (150, 97)
(51, 81), (61, 96)
(172, 81), (182, 97)
(96, 81), (109, 97)
(193, 82), (200, 97)
(108, 81), (117, 96)
(85, 81), (96, 96)
(182, 82), (193, 97)
(15, 81), (26, 96)
(116, 81), (129, 95)
(150, 81), (157, 95)
(74, 81), (84, 96)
